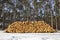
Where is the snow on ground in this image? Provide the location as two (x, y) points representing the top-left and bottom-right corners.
(0, 30), (60, 40)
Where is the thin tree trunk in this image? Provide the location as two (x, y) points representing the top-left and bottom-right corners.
(55, 16), (58, 31)
(50, 10), (53, 27)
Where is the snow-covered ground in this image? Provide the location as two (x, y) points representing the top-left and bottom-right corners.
(0, 33), (60, 40)
(0, 30), (60, 40)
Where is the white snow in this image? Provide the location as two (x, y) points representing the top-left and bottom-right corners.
(0, 31), (60, 40)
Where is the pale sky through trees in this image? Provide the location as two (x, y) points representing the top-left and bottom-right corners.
(0, 0), (56, 19)
(1, 0), (55, 15)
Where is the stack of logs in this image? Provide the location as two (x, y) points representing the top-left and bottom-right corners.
(5, 21), (56, 33)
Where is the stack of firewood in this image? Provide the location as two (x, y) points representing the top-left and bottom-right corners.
(5, 21), (56, 33)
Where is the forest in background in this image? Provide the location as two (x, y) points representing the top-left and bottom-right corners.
(0, 0), (60, 30)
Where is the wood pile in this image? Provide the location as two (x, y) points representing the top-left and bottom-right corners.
(5, 21), (56, 33)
